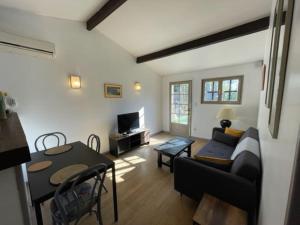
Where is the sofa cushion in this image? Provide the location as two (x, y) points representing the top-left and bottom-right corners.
(231, 151), (261, 182)
(225, 127), (245, 137)
(194, 140), (234, 166)
(213, 131), (240, 147)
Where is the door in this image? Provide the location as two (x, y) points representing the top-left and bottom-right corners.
(169, 81), (192, 137)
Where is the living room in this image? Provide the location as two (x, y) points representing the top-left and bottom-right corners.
(0, 1), (299, 225)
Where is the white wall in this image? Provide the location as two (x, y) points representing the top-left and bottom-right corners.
(0, 7), (162, 153)
(258, 1), (300, 225)
(162, 62), (262, 139)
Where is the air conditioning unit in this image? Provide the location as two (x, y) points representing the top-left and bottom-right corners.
(0, 31), (55, 58)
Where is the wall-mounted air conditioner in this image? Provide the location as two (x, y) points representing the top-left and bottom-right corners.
(0, 31), (55, 59)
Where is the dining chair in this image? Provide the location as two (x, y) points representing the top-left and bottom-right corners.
(87, 134), (101, 153)
(34, 132), (67, 152)
(50, 163), (107, 225)
(87, 134), (108, 193)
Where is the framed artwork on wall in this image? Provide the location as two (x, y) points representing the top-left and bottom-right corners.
(104, 83), (122, 98)
(267, 0), (295, 139)
(265, 2), (278, 107)
(262, 64), (266, 91)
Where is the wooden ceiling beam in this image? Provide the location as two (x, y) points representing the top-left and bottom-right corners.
(136, 16), (271, 63)
(87, 0), (127, 31)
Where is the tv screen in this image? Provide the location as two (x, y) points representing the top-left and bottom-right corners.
(118, 112), (140, 134)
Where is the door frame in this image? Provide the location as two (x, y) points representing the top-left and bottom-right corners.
(169, 80), (192, 136)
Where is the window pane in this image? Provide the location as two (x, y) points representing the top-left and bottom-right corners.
(174, 104), (180, 114)
(171, 105), (180, 114)
(180, 105), (188, 115)
(213, 81), (218, 91)
(230, 91), (238, 101)
(171, 114), (179, 123)
(231, 79), (239, 91)
(204, 92), (213, 101)
(223, 92), (229, 101)
(180, 84), (189, 94)
(171, 94), (180, 104)
(213, 92), (219, 101)
(222, 80), (230, 91)
(179, 115), (188, 125)
(172, 84), (180, 94)
(205, 81), (213, 91)
(180, 94), (188, 104)
(171, 105), (175, 113)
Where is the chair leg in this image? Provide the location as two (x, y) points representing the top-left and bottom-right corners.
(96, 202), (103, 225)
(103, 184), (108, 193)
(95, 177), (108, 193)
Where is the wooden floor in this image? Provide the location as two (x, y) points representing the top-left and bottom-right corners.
(34, 133), (207, 225)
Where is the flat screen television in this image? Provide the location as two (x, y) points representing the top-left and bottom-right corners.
(118, 112), (140, 134)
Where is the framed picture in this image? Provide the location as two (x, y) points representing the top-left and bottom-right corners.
(104, 83), (122, 98)
(262, 64), (266, 91)
(265, 0), (279, 107)
(267, 0), (295, 138)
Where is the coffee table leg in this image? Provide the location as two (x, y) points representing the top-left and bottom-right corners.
(170, 156), (174, 173)
(157, 152), (162, 168)
(187, 145), (192, 157)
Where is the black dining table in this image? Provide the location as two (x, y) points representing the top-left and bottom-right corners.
(26, 141), (118, 225)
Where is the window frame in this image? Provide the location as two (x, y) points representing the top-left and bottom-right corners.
(201, 75), (244, 104)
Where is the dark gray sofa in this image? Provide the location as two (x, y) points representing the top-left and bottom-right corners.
(174, 127), (261, 225)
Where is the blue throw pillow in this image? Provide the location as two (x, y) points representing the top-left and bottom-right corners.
(213, 131), (239, 147)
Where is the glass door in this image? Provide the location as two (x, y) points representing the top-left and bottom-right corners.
(169, 81), (192, 137)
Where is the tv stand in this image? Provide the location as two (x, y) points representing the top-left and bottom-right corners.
(109, 129), (150, 157)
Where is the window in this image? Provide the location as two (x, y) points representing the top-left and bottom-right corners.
(170, 82), (190, 125)
(201, 75), (243, 104)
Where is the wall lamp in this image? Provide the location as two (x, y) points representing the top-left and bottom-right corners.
(69, 75), (81, 89)
(134, 82), (142, 91)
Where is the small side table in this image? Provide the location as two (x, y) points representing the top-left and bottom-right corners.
(193, 194), (247, 225)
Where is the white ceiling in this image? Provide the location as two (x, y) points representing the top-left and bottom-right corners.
(146, 30), (267, 75)
(0, 0), (108, 21)
(0, 0), (272, 75)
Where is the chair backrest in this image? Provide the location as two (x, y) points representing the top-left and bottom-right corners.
(87, 134), (101, 153)
(53, 163), (107, 225)
(34, 132), (67, 152)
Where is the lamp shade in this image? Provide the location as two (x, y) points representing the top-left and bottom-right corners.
(216, 108), (237, 120)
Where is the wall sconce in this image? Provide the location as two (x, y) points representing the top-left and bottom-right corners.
(134, 82), (142, 91)
(69, 75), (81, 89)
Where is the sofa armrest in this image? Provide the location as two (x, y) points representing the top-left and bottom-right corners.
(174, 157), (257, 211)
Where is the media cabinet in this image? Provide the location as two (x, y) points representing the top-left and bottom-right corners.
(109, 129), (150, 157)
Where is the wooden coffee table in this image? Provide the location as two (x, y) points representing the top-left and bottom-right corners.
(154, 137), (194, 173)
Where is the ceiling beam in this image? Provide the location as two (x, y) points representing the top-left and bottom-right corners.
(136, 16), (271, 63)
(87, 0), (127, 31)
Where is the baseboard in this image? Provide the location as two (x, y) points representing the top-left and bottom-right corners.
(190, 136), (210, 142)
(159, 131), (209, 142)
(150, 130), (164, 137)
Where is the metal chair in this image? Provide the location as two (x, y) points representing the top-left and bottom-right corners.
(34, 132), (67, 152)
(87, 134), (101, 154)
(50, 163), (107, 225)
(87, 134), (108, 193)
